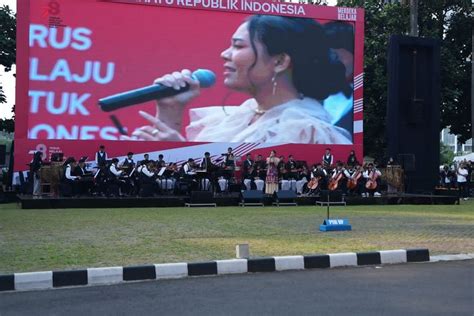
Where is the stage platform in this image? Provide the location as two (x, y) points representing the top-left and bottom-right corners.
(16, 193), (459, 209)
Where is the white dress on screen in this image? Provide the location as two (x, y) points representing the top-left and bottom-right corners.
(186, 97), (352, 144)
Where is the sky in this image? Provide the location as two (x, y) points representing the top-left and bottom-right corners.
(0, 0), (337, 120)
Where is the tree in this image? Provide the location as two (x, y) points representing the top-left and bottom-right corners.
(336, 0), (472, 157)
(440, 141), (454, 165)
(0, 5), (16, 133)
(0, 5), (16, 105)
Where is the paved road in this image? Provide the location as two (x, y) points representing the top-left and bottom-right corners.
(0, 260), (472, 316)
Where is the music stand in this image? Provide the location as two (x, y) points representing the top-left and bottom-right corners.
(318, 190), (351, 232)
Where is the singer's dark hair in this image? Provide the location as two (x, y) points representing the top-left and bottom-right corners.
(246, 15), (350, 101)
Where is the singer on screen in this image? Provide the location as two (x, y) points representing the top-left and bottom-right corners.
(127, 15), (352, 144)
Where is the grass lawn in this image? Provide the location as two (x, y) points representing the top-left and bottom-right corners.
(0, 200), (473, 274)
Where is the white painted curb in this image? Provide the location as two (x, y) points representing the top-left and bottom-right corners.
(430, 254), (474, 262)
(87, 267), (123, 285)
(274, 256), (305, 271)
(379, 249), (407, 264)
(14, 271), (52, 291)
(216, 259), (247, 274)
(155, 263), (188, 279)
(329, 252), (358, 267)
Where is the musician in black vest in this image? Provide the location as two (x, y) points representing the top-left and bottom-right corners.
(108, 158), (130, 196)
(322, 148), (334, 170)
(242, 153), (254, 190)
(95, 145), (108, 168)
(199, 152), (214, 190)
(120, 152), (136, 173)
(344, 162), (363, 196)
(140, 154), (150, 166)
(74, 157), (93, 196)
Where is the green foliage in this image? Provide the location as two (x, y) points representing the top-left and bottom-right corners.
(440, 141), (454, 165)
(0, 5), (16, 105)
(337, 0), (472, 156)
(0, 118), (14, 133)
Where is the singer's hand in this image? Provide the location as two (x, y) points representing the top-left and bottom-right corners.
(130, 110), (186, 141)
(154, 69), (200, 107)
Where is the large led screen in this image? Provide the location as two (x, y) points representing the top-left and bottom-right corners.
(14, 0), (364, 171)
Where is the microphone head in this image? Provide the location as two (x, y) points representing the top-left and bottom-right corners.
(192, 69), (216, 88)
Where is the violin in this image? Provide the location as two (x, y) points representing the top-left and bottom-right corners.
(328, 170), (344, 191)
(347, 168), (362, 190)
(365, 169), (379, 190)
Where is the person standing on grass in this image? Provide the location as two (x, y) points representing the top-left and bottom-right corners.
(457, 163), (469, 200)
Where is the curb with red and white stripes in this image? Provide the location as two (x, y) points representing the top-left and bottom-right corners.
(1, 248), (471, 292)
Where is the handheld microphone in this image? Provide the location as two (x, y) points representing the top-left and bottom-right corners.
(98, 69), (216, 112)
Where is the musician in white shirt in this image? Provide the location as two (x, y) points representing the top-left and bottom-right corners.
(63, 157), (80, 196)
(362, 163), (382, 197)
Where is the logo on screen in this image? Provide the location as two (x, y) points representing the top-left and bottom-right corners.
(41, 0), (66, 28)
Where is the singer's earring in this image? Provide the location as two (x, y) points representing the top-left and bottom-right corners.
(272, 74), (278, 96)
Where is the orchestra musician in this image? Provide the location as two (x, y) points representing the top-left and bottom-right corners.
(141, 153), (150, 166)
(157, 154), (166, 168)
(95, 145), (108, 168)
(328, 162), (346, 192)
(140, 160), (157, 183)
(254, 154), (265, 178)
(251, 154), (266, 191)
(307, 163), (327, 195)
(283, 155), (298, 192)
(108, 158), (130, 196)
(63, 157), (81, 196)
(119, 152), (136, 173)
(278, 156), (290, 190)
(183, 158), (197, 177)
(346, 150), (359, 168)
(265, 150), (280, 194)
(296, 163), (310, 195)
(73, 157), (94, 196)
(224, 147), (235, 170)
(344, 162), (363, 196)
(158, 162), (178, 192)
(182, 158), (198, 192)
(199, 152), (214, 190)
(322, 148), (334, 170)
(363, 163), (382, 197)
(242, 153), (254, 190)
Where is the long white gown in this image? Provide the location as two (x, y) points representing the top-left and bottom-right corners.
(186, 97), (352, 144)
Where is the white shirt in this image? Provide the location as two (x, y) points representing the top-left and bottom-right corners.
(310, 169), (327, 179)
(331, 168), (344, 179)
(109, 164), (123, 177)
(187, 97), (352, 144)
(457, 168), (468, 183)
(141, 165), (155, 178)
(363, 169), (381, 179)
(65, 164), (78, 180)
(183, 163), (195, 175)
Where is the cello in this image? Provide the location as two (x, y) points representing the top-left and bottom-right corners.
(328, 169), (344, 191)
(347, 167), (362, 190)
(307, 176), (321, 190)
(365, 169), (379, 190)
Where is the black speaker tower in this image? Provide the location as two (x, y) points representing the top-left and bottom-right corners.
(387, 35), (440, 194)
